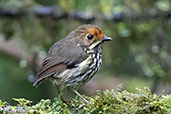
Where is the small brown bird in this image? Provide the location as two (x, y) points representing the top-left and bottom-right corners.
(33, 24), (112, 101)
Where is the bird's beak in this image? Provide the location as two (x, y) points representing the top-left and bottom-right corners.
(102, 36), (112, 41)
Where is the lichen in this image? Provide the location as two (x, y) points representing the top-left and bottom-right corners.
(0, 85), (171, 114)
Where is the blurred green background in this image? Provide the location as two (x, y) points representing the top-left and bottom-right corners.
(0, 0), (171, 104)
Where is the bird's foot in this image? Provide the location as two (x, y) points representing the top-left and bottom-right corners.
(56, 86), (71, 104)
(59, 95), (71, 104)
(73, 90), (89, 103)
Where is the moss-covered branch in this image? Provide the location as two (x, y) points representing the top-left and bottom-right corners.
(1, 85), (171, 114)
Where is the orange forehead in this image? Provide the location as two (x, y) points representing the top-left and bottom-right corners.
(85, 27), (105, 40)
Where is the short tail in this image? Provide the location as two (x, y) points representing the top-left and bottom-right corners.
(33, 78), (44, 87)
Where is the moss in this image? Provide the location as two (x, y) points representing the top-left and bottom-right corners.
(0, 85), (171, 114)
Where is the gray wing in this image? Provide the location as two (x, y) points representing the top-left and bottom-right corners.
(33, 38), (88, 86)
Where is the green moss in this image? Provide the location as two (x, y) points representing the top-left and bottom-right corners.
(1, 86), (171, 114)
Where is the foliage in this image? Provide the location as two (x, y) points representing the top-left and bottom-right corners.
(1, 86), (171, 114)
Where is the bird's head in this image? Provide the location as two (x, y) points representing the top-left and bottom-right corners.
(69, 25), (112, 49)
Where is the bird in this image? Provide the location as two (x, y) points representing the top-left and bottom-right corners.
(33, 24), (112, 102)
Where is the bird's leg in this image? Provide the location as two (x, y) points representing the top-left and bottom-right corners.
(73, 90), (88, 103)
(56, 86), (67, 103)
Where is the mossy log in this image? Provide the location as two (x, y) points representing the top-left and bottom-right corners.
(1, 85), (171, 114)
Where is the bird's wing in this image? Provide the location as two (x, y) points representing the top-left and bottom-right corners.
(33, 38), (88, 86)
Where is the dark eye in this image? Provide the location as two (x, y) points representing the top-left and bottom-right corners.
(87, 34), (93, 40)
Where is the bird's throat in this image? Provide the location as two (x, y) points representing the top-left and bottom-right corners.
(88, 41), (102, 50)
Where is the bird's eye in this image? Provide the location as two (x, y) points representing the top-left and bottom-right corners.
(87, 34), (93, 40)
